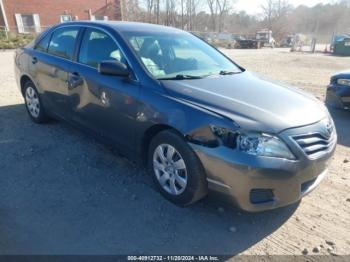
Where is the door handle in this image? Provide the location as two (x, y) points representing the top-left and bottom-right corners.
(68, 72), (83, 89)
(32, 57), (38, 64)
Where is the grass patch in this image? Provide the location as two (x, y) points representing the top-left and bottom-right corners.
(0, 31), (35, 49)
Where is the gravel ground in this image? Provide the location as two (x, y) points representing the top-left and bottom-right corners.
(0, 48), (349, 256)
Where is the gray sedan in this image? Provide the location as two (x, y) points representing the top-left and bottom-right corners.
(15, 21), (336, 211)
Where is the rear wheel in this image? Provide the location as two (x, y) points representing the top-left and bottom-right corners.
(24, 81), (49, 123)
(148, 130), (208, 206)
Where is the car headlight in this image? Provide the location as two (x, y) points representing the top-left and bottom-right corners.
(337, 79), (350, 86)
(238, 133), (295, 160)
(210, 126), (296, 160)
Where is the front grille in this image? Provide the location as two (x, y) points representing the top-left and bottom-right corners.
(250, 189), (274, 204)
(292, 131), (336, 159)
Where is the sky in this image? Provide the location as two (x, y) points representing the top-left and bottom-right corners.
(235, 0), (331, 15)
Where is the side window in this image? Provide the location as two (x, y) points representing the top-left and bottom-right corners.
(48, 27), (79, 60)
(35, 32), (51, 52)
(79, 28), (124, 68)
(127, 36), (165, 77)
(129, 36), (144, 51)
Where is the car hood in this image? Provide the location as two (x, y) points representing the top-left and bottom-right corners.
(162, 71), (329, 133)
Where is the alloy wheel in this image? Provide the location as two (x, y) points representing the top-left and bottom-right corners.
(25, 86), (40, 118)
(153, 144), (188, 195)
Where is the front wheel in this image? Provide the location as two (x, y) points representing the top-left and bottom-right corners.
(148, 130), (208, 206)
(24, 81), (49, 123)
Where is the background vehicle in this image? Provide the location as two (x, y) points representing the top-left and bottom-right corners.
(331, 35), (350, 56)
(327, 70), (350, 109)
(330, 34), (350, 53)
(255, 29), (276, 48)
(280, 35), (295, 48)
(236, 29), (275, 49)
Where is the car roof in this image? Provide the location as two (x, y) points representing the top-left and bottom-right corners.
(58, 21), (184, 34)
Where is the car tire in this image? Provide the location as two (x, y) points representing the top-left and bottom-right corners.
(23, 81), (49, 124)
(148, 130), (208, 206)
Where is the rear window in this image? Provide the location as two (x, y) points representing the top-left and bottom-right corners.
(78, 28), (124, 68)
(48, 27), (79, 60)
(35, 32), (51, 52)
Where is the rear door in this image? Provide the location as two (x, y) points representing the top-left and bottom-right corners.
(30, 26), (81, 119)
(68, 27), (140, 150)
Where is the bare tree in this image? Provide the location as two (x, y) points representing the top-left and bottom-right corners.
(191, 0), (202, 30)
(217, 0), (229, 32)
(207, 0), (218, 31)
(206, 0), (234, 32)
(261, 0), (275, 30)
(145, 0), (155, 22)
(275, 0), (292, 18)
(123, 0), (142, 21)
(164, 0), (177, 26)
(261, 0), (292, 39)
(181, 0), (184, 29)
(117, 0), (350, 42)
(155, 0), (160, 23)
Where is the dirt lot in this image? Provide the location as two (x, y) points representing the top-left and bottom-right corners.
(0, 48), (349, 256)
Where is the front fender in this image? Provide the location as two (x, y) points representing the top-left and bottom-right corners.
(135, 87), (238, 149)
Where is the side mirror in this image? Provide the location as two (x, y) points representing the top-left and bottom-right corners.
(98, 60), (130, 77)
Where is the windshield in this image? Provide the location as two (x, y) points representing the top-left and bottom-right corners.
(121, 31), (242, 79)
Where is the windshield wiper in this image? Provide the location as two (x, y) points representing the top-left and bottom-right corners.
(158, 74), (204, 80)
(219, 70), (241, 75)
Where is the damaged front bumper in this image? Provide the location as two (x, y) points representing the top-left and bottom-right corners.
(190, 120), (337, 212)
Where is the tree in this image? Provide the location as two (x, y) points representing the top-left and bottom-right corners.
(118, 0), (350, 42)
(145, 0), (155, 22)
(207, 0), (234, 32)
(217, 0), (230, 32)
(155, 0), (160, 23)
(207, 0), (217, 31)
(123, 0), (142, 21)
(261, 0), (292, 39)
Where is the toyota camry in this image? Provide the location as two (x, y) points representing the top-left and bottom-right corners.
(15, 21), (337, 211)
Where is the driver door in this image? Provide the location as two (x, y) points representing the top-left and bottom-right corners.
(68, 27), (140, 151)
